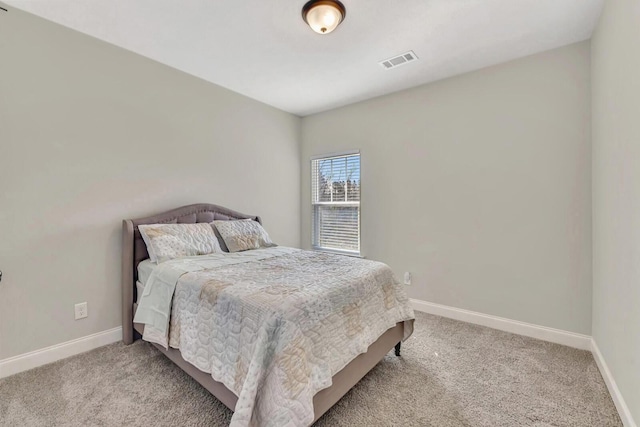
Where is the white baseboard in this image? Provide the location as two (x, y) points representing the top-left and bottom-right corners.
(410, 298), (592, 350)
(0, 327), (122, 379)
(591, 339), (637, 427)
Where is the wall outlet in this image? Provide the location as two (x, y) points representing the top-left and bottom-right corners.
(403, 272), (412, 286)
(74, 302), (88, 320)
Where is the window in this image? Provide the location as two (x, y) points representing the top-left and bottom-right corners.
(311, 151), (361, 255)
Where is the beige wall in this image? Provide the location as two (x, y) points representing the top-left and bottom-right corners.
(302, 42), (592, 334)
(591, 0), (640, 423)
(0, 8), (301, 359)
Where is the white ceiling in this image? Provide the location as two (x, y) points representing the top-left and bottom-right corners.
(4, 0), (603, 116)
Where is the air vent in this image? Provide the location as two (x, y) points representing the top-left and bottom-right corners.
(379, 51), (418, 70)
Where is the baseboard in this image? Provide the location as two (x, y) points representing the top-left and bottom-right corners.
(0, 327), (122, 379)
(591, 339), (637, 427)
(410, 299), (592, 350)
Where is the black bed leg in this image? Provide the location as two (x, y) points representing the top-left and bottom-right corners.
(394, 342), (401, 357)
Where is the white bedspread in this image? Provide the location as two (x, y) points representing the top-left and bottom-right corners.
(134, 247), (414, 427)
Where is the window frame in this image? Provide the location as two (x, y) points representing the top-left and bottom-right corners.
(310, 150), (362, 257)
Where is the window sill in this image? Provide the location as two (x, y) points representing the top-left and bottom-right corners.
(311, 247), (364, 258)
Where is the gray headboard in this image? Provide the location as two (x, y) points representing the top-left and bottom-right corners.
(121, 203), (261, 344)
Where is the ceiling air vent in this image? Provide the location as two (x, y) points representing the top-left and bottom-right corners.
(379, 51), (418, 70)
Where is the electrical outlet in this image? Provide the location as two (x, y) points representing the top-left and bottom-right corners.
(74, 302), (88, 320)
(403, 272), (412, 286)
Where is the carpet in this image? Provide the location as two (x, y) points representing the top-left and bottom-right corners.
(0, 312), (622, 426)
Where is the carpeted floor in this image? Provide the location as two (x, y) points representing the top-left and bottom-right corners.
(0, 312), (622, 427)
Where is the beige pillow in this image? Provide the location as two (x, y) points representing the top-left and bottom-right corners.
(212, 219), (275, 253)
(138, 223), (223, 263)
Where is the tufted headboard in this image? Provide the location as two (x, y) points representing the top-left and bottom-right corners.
(121, 203), (261, 344)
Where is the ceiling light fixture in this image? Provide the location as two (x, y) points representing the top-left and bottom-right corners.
(302, 0), (346, 35)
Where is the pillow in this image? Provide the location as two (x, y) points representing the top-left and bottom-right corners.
(212, 219), (275, 253)
(138, 223), (223, 263)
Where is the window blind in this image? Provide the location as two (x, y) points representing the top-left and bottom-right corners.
(311, 153), (360, 254)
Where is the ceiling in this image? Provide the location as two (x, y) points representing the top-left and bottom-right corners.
(4, 0), (603, 116)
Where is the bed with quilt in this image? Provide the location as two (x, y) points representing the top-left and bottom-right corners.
(122, 203), (414, 427)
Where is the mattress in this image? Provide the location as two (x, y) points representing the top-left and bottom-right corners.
(137, 258), (156, 285)
(136, 281), (145, 305)
(136, 259), (156, 304)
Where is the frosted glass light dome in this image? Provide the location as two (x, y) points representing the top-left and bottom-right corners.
(302, 1), (346, 35)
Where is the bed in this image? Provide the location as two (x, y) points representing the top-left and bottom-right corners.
(122, 203), (414, 426)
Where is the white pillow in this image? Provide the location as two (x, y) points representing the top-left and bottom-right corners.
(138, 223), (223, 263)
(212, 219), (275, 253)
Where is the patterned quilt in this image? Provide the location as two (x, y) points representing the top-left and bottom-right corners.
(134, 247), (415, 427)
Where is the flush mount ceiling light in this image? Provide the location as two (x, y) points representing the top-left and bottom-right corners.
(302, 0), (346, 35)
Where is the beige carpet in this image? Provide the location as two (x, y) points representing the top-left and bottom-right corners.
(0, 312), (622, 427)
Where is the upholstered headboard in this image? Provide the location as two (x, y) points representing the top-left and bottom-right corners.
(121, 203), (261, 344)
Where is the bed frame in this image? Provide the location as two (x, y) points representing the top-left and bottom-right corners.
(122, 203), (406, 423)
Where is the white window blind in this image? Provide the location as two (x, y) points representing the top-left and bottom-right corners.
(311, 152), (360, 255)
